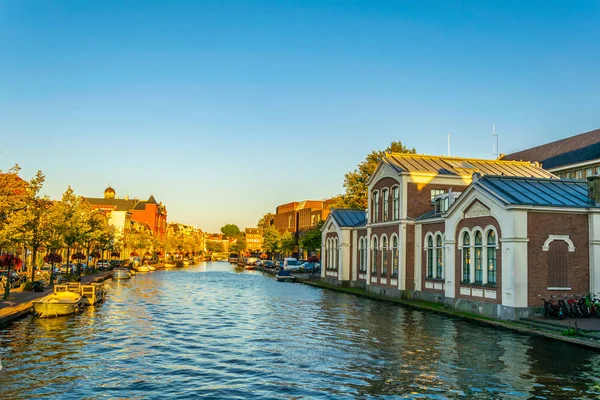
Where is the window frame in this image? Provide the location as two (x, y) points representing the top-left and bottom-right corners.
(435, 234), (443, 279)
(461, 230), (471, 283)
(392, 186), (400, 220)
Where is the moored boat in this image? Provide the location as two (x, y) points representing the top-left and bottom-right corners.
(275, 269), (296, 282)
(112, 267), (132, 279)
(135, 265), (151, 272)
(33, 291), (83, 318)
(164, 262), (176, 268)
(244, 264), (256, 270)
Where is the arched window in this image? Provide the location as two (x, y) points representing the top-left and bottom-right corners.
(326, 238), (330, 269)
(392, 235), (399, 277)
(373, 191), (380, 222)
(487, 230), (497, 285)
(462, 232), (471, 282)
(334, 238), (339, 270)
(392, 186), (400, 220)
(359, 237), (365, 272)
(426, 235), (434, 278)
(371, 236), (378, 274)
(382, 189), (389, 221)
(435, 234), (443, 279)
(381, 236), (388, 276)
(474, 231), (483, 283)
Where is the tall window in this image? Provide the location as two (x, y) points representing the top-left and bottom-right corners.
(392, 236), (399, 277)
(373, 192), (380, 222)
(334, 238), (339, 270)
(381, 236), (388, 276)
(548, 241), (569, 287)
(426, 235), (433, 278)
(487, 230), (497, 285)
(371, 236), (378, 274)
(474, 231), (483, 283)
(435, 235), (443, 279)
(462, 232), (471, 282)
(382, 189), (389, 221)
(431, 189), (446, 201)
(359, 238), (365, 272)
(393, 186), (399, 220)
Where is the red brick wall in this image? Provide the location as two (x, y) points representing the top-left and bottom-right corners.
(527, 212), (589, 306)
(371, 177), (400, 222)
(406, 182), (468, 219)
(454, 216), (503, 304)
(420, 221), (445, 292)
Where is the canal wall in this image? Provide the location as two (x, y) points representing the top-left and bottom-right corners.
(300, 279), (600, 352)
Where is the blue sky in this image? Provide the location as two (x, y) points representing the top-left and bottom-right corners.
(1, 1), (599, 232)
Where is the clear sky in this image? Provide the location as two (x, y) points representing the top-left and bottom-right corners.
(1, 1), (599, 232)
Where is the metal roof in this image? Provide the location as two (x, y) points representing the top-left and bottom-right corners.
(383, 154), (555, 179)
(502, 128), (600, 170)
(475, 175), (594, 208)
(331, 209), (366, 227)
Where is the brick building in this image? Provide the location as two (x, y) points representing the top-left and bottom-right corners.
(245, 228), (263, 252)
(319, 153), (600, 320)
(86, 187), (168, 238)
(503, 127), (600, 180)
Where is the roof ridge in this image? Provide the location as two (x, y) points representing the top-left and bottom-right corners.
(386, 153), (539, 165)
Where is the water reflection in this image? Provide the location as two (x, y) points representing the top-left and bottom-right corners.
(0, 261), (599, 399)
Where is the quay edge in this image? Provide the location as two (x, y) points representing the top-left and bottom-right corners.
(299, 278), (600, 353)
(0, 272), (112, 328)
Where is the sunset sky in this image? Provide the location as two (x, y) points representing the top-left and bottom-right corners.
(1, 1), (599, 232)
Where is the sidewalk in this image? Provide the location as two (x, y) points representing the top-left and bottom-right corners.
(0, 271), (112, 327)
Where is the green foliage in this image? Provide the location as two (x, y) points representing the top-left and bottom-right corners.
(261, 225), (281, 255)
(206, 241), (224, 253)
(338, 141), (416, 210)
(230, 237), (247, 253)
(300, 221), (324, 253)
(280, 231), (295, 255)
(220, 224), (241, 239)
(257, 213), (274, 229)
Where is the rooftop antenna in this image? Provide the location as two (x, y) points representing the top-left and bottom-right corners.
(492, 125), (499, 158)
(447, 133), (451, 157)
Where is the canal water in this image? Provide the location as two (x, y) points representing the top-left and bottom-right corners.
(1, 262), (600, 399)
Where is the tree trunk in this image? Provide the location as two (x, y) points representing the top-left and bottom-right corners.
(30, 246), (38, 283)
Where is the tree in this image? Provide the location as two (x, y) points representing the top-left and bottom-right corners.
(339, 141), (416, 210)
(230, 237), (247, 253)
(206, 241), (224, 253)
(300, 221), (324, 254)
(257, 213), (274, 229)
(280, 232), (295, 256)
(220, 224), (241, 239)
(261, 226), (281, 258)
(53, 187), (87, 279)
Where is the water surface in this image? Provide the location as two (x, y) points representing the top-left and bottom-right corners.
(1, 262), (600, 399)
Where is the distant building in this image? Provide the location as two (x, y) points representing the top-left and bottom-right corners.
(86, 187), (168, 238)
(245, 228), (263, 252)
(502, 128), (600, 179)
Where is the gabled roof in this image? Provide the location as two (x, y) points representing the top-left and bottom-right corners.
(474, 175), (593, 208)
(502, 128), (600, 170)
(330, 209), (366, 227)
(382, 153), (555, 178)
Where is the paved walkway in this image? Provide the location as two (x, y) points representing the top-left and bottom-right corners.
(526, 315), (600, 332)
(0, 271), (112, 325)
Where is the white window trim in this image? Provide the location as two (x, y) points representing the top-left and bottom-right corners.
(542, 235), (575, 252)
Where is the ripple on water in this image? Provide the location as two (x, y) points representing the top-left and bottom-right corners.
(1, 262), (600, 399)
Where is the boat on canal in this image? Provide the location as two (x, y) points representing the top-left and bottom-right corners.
(135, 264), (151, 272)
(112, 267), (132, 279)
(32, 291), (83, 318)
(164, 262), (176, 268)
(275, 269), (296, 282)
(53, 283), (107, 306)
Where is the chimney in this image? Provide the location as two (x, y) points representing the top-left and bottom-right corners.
(587, 176), (600, 206)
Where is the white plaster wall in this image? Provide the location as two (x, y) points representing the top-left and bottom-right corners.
(589, 212), (600, 294)
(340, 229), (352, 281)
(414, 224), (422, 291)
(351, 229), (358, 281)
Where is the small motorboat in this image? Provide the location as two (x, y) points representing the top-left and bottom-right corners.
(33, 291), (83, 318)
(244, 264), (255, 270)
(164, 262), (176, 269)
(135, 265), (151, 272)
(112, 267), (132, 279)
(275, 269), (296, 282)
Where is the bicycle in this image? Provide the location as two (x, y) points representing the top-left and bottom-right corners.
(540, 295), (565, 319)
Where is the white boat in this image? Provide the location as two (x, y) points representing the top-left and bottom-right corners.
(147, 265), (156, 271)
(33, 291), (83, 318)
(112, 267), (132, 279)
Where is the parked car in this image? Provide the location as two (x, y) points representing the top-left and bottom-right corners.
(228, 254), (239, 263)
(0, 270), (23, 288)
(263, 260), (274, 268)
(283, 257), (302, 271)
(300, 262), (320, 273)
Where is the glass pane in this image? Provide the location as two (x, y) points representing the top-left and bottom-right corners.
(436, 235), (442, 247)
(463, 232), (470, 246)
(475, 231), (482, 245)
(428, 236), (433, 247)
(487, 230), (496, 245)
